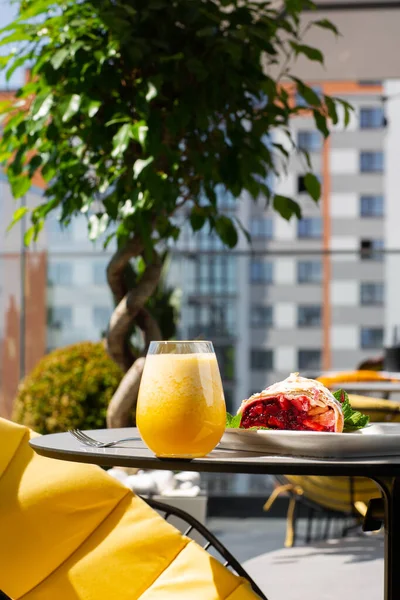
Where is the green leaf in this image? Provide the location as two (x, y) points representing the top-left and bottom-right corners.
(273, 195), (301, 220)
(62, 94), (81, 122)
(226, 412), (242, 428)
(31, 93), (53, 122)
(304, 173), (321, 202)
(133, 156), (154, 179)
(293, 79), (321, 107)
(214, 215), (238, 248)
(88, 100), (101, 118)
(111, 123), (131, 158)
(132, 120), (148, 146)
(337, 99), (353, 128)
(325, 96), (338, 125)
(333, 389), (370, 431)
(88, 213), (109, 241)
(10, 176), (31, 198)
(50, 47), (69, 70)
(313, 109), (330, 138)
(6, 55), (28, 82)
(7, 206), (30, 232)
(290, 42), (324, 64)
(190, 209), (206, 232)
(145, 82), (158, 102)
(313, 19), (340, 37)
(24, 226), (35, 246)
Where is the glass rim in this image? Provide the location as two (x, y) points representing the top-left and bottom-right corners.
(149, 340), (213, 344)
(147, 340), (215, 354)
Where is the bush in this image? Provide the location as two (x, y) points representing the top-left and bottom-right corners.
(13, 342), (124, 434)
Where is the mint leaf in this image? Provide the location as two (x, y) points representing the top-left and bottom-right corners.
(226, 412), (242, 428)
(333, 389), (370, 431)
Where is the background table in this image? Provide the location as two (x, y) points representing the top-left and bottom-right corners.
(330, 381), (400, 398)
(30, 428), (400, 600)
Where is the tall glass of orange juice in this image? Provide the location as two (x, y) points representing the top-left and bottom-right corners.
(137, 341), (226, 458)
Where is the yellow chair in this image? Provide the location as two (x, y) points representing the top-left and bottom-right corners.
(265, 395), (398, 547)
(0, 418), (260, 600)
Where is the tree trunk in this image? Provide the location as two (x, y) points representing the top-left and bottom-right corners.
(105, 239), (162, 428)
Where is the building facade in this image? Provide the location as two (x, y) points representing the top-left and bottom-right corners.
(175, 81), (392, 411)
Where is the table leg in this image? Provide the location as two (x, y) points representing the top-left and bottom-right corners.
(371, 477), (400, 600)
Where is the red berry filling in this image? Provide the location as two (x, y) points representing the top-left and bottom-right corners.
(240, 395), (335, 432)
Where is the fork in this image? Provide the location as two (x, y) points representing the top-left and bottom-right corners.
(69, 429), (259, 454)
(69, 429), (140, 448)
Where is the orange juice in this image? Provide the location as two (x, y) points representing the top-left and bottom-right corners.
(137, 352), (226, 458)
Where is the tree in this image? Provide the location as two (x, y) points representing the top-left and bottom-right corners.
(0, 0), (349, 427)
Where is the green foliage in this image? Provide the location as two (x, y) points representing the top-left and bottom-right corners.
(333, 389), (370, 432)
(0, 0), (346, 247)
(13, 342), (124, 434)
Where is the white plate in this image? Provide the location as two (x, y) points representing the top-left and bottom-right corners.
(221, 423), (400, 458)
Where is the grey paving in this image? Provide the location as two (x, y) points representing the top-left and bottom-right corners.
(207, 518), (384, 600)
(207, 517), (345, 563)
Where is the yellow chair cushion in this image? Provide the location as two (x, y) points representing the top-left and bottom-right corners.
(0, 418), (257, 600)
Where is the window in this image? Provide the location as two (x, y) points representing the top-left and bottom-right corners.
(250, 260), (273, 284)
(250, 218), (273, 240)
(360, 151), (384, 173)
(250, 306), (273, 328)
(187, 299), (236, 338)
(360, 239), (384, 261)
(298, 305), (322, 327)
(360, 195), (384, 218)
(196, 226), (225, 250)
(47, 306), (72, 329)
(360, 283), (384, 306)
(297, 260), (322, 284)
(47, 218), (72, 243)
(251, 349), (273, 371)
(47, 263), (73, 286)
(298, 350), (321, 370)
(297, 218), (322, 239)
(216, 185), (236, 211)
(297, 176), (307, 193)
(297, 131), (322, 152)
(358, 80), (381, 86)
(215, 345), (235, 381)
(193, 255), (236, 295)
(93, 262), (108, 285)
(93, 306), (112, 331)
(361, 327), (384, 349)
(360, 107), (384, 129)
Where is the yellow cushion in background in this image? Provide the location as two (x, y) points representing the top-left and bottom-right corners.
(283, 475), (380, 514)
(0, 418), (257, 600)
(349, 395), (400, 423)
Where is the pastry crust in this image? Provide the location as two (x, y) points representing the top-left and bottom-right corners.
(238, 372), (344, 433)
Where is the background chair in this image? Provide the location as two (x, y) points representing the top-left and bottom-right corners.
(265, 395), (399, 547)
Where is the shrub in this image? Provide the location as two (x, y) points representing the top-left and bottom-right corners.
(13, 342), (124, 434)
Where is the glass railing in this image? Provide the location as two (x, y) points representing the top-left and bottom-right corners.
(1, 243), (396, 496)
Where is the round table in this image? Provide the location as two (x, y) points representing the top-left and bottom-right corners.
(30, 428), (400, 600)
